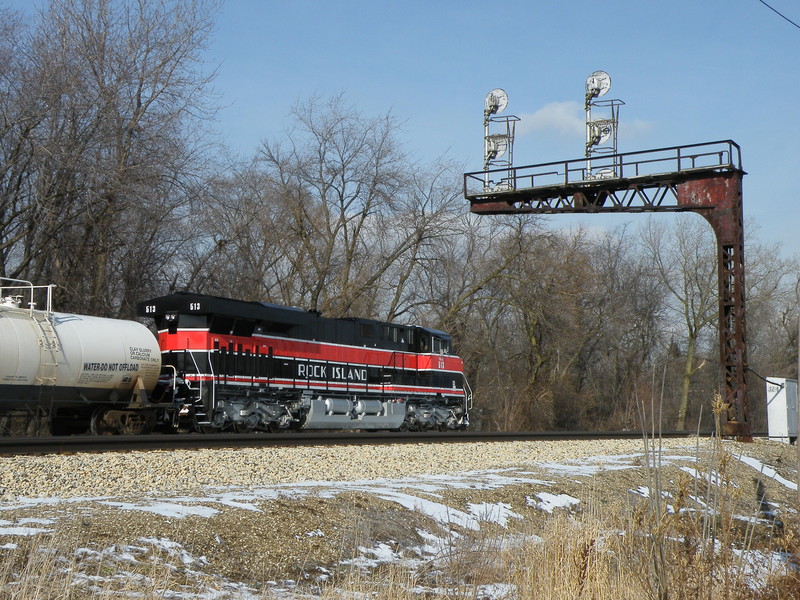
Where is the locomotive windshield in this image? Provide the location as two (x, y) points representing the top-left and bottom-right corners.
(416, 327), (452, 354)
(157, 313), (207, 333)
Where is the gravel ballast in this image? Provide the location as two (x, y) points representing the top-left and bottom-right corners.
(0, 437), (696, 500)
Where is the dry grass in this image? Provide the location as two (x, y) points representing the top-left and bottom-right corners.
(1, 494), (797, 600)
(317, 485), (799, 600)
(0, 528), (220, 599)
(317, 516), (799, 600)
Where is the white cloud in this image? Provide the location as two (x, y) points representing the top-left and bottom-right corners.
(517, 101), (584, 137)
(619, 118), (654, 140)
(516, 102), (654, 144)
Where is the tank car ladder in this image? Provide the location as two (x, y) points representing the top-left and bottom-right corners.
(31, 308), (61, 387)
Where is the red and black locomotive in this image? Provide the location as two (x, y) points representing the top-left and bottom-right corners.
(138, 292), (471, 433)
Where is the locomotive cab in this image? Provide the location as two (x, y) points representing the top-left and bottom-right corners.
(415, 327), (452, 355)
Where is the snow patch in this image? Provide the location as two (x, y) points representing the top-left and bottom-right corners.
(734, 454), (798, 491)
(0, 526), (53, 536)
(98, 501), (220, 519)
(529, 492), (580, 513)
(468, 502), (523, 527)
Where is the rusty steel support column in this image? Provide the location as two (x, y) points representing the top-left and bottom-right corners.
(676, 171), (751, 439)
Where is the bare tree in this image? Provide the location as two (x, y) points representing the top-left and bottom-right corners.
(0, 0), (219, 316)
(0, 8), (40, 279)
(189, 96), (464, 320)
(580, 226), (666, 428)
(407, 215), (539, 429)
(641, 215), (718, 430)
(454, 222), (665, 432)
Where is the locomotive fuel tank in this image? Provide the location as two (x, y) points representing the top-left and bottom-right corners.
(0, 297), (161, 407)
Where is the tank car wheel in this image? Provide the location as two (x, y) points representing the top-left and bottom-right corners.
(122, 411), (157, 435)
(90, 409), (118, 436)
(91, 409), (156, 435)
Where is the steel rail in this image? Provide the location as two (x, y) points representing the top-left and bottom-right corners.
(0, 430), (734, 457)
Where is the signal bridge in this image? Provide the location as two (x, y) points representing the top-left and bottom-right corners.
(464, 140), (751, 438)
(465, 140), (741, 213)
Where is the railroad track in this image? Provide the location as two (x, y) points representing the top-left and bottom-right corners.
(0, 430), (717, 456)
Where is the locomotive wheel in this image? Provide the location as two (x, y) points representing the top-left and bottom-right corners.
(196, 424), (221, 434)
(233, 422), (254, 434)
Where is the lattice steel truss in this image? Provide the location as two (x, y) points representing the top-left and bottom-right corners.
(464, 140), (750, 438)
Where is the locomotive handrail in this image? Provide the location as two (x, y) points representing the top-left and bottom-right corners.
(464, 376), (474, 411)
(207, 349), (216, 417)
(164, 364), (178, 395)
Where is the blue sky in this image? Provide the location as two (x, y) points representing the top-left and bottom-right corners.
(208, 1), (800, 256)
(9, 1), (800, 256)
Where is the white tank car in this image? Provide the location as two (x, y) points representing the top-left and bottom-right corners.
(0, 296), (161, 407)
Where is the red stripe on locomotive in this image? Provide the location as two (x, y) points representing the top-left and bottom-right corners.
(157, 328), (465, 373)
